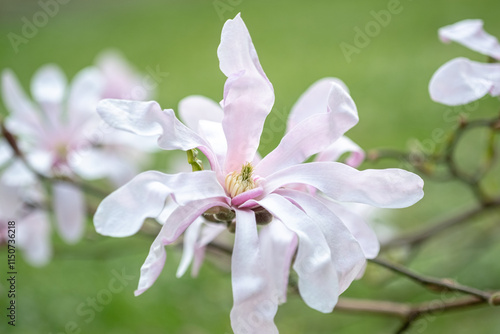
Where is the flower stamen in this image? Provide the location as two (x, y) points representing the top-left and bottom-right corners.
(225, 162), (257, 198)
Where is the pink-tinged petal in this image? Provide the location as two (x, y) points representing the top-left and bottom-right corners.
(2, 69), (43, 136)
(257, 194), (339, 313)
(94, 170), (227, 237)
(18, 210), (52, 267)
(67, 67), (104, 126)
(191, 222), (227, 276)
(318, 198), (380, 259)
(218, 14), (275, 172)
(1, 158), (37, 187)
(53, 181), (85, 243)
(178, 95), (224, 131)
(264, 162), (424, 208)
(259, 220), (297, 304)
(439, 19), (500, 60)
(197, 120), (227, 163)
(97, 99), (222, 176)
(287, 77), (349, 131)
(231, 186), (263, 207)
(230, 209), (279, 334)
(176, 217), (203, 278)
(275, 190), (366, 294)
(135, 198), (228, 296)
(315, 136), (365, 168)
(256, 82), (358, 177)
(429, 57), (500, 105)
(31, 64), (67, 106)
(95, 49), (150, 100)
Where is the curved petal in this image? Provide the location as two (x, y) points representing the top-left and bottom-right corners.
(18, 210), (52, 267)
(2, 69), (43, 136)
(31, 64), (67, 106)
(439, 19), (500, 60)
(315, 135), (365, 168)
(53, 181), (85, 243)
(230, 209), (279, 334)
(178, 95), (224, 131)
(275, 190), (367, 294)
(259, 220), (297, 303)
(94, 170), (227, 237)
(95, 49), (150, 100)
(67, 67), (104, 127)
(135, 198), (228, 296)
(256, 82), (358, 177)
(264, 162), (424, 209)
(256, 194), (339, 313)
(218, 14), (275, 172)
(429, 57), (500, 105)
(286, 77), (349, 131)
(96, 99), (222, 175)
(317, 198), (380, 259)
(191, 222), (227, 276)
(176, 217), (204, 278)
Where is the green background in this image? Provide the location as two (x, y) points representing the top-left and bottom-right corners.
(1, 0), (499, 333)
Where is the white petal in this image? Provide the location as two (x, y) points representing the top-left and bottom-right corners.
(94, 170), (226, 237)
(178, 95), (224, 131)
(18, 209), (52, 266)
(256, 194), (339, 313)
(176, 217), (204, 278)
(53, 181), (85, 243)
(315, 136), (365, 168)
(135, 198), (228, 296)
(264, 162), (424, 209)
(256, 82), (358, 177)
(439, 19), (500, 59)
(230, 209), (279, 334)
(429, 57), (500, 105)
(31, 64), (67, 106)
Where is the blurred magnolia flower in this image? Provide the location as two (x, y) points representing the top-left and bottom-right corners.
(1, 62), (155, 244)
(94, 13), (424, 334)
(95, 49), (156, 101)
(429, 19), (500, 105)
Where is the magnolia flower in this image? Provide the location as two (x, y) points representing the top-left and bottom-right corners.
(94, 14), (424, 333)
(1, 63), (154, 244)
(429, 19), (500, 105)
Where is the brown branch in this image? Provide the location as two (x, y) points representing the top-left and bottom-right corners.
(382, 198), (500, 249)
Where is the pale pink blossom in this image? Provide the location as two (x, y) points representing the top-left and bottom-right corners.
(429, 19), (500, 105)
(95, 14), (424, 333)
(1, 63), (154, 244)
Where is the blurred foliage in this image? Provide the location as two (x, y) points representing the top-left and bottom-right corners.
(0, 0), (499, 333)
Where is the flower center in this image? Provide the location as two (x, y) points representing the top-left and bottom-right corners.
(225, 162), (257, 198)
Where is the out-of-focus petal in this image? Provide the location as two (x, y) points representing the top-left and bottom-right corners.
(1, 158), (37, 187)
(18, 210), (52, 266)
(191, 222), (226, 276)
(439, 19), (500, 59)
(230, 209), (279, 334)
(67, 67), (104, 127)
(256, 82), (358, 177)
(264, 162), (424, 209)
(259, 220), (297, 303)
(218, 14), (275, 172)
(31, 64), (67, 106)
(275, 190), (366, 294)
(2, 69), (43, 136)
(95, 49), (150, 100)
(53, 181), (85, 243)
(429, 57), (500, 105)
(286, 77), (349, 131)
(315, 136), (365, 168)
(178, 95), (224, 131)
(135, 198), (228, 296)
(94, 170), (226, 237)
(257, 194), (339, 313)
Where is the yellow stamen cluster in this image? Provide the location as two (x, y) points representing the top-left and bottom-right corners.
(225, 162), (256, 198)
